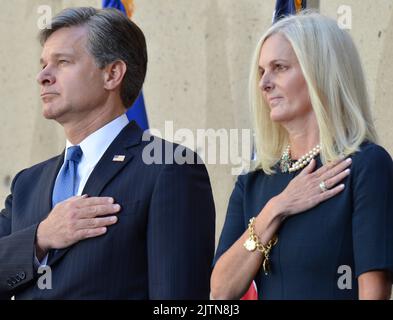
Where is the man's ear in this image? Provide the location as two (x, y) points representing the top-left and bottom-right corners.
(103, 60), (127, 90)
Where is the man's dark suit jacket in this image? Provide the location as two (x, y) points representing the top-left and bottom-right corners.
(0, 121), (215, 299)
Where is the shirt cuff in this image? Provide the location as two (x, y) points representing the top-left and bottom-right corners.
(34, 246), (48, 268)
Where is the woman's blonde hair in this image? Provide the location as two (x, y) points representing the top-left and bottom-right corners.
(250, 11), (378, 174)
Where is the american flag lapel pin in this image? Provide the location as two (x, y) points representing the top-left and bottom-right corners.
(112, 155), (126, 162)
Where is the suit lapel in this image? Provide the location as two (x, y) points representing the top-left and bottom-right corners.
(39, 153), (64, 223)
(40, 153), (64, 266)
(82, 120), (143, 196)
(50, 121), (143, 266)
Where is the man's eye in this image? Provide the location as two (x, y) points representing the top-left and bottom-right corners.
(59, 60), (68, 65)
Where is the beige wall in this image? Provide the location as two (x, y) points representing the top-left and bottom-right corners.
(1, 0), (392, 247)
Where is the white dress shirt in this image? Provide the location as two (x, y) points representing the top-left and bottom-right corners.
(35, 114), (129, 267)
(66, 113), (129, 195)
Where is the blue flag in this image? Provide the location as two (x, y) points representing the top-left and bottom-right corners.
(273, 0), (307, 23)
(127, 92), (149, 131)
(103, 0), (128, 12)
(102, 0), (149, 130)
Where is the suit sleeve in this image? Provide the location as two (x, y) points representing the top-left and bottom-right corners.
(0, 171), (39, 299)
(147, 155), (216, 299)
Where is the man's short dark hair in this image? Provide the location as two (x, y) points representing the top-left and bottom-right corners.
(39, 7), (147, 108)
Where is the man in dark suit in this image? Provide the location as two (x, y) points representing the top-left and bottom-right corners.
(0, 7), (215, 299)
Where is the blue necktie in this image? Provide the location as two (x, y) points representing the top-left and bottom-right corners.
(52, 146), (83, 207)
(48, 146), (82, 259)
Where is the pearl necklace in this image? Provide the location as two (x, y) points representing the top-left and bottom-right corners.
(280, 144), (321, 173)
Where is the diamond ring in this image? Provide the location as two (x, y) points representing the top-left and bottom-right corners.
(319, 181), (328, 192)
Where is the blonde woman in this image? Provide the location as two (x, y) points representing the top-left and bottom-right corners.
(211, 12), (393, 300)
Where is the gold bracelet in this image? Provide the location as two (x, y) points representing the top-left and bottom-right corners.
(243, 217), (278, 275)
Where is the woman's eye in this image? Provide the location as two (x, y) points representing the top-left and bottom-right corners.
(275, 64), (287, 71)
